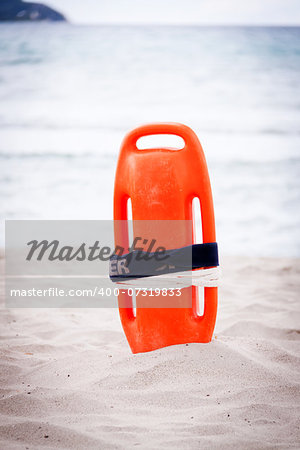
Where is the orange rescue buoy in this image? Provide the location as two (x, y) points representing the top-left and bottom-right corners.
(113, 123), (218, 353)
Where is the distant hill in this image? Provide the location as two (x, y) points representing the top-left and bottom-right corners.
(0, 0), (66, 21)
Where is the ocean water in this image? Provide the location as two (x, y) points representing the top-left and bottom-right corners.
(0, 24), (300, 257)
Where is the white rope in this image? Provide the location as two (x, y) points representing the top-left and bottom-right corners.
(114, 267), (220, 290)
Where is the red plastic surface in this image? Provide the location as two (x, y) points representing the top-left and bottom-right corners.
(114, 123), (218, 353)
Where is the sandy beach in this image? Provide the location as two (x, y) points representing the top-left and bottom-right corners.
(1, 6), (300, 448)
(1, 253), (299, 449)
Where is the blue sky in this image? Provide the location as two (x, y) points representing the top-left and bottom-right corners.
(45, 0), (300, 25)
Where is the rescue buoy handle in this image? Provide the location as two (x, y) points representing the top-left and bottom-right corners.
(122, 122), (201, 152)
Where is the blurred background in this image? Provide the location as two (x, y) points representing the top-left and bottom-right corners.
(0, 0), (300, 256)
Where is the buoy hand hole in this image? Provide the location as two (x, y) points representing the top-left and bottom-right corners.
(136, 134), (185, 151)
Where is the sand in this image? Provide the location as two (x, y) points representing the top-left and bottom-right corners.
(0, 254), (299, 449)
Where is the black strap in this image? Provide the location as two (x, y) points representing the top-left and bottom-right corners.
(109, 242), (218, 282)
